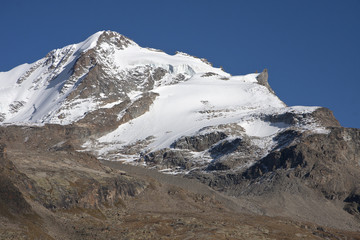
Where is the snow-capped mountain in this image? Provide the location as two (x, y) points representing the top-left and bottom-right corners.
(0, 31), (224, 125)
(0, 30), (332, 172)
(3, 31), (360, 233)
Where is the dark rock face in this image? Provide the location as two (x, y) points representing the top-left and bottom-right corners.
(264, 112), (299, 125)
(162, 150), (193, 169)
(152, 67), (167, 81)
(145, 131), (263, 172)
(310, 107), (341, 128)
(271, 129), (302, 150)
(67, 63), (129, 102)
(242, 145), (306, 179)
(264, 107), (340, 128)
(209, 138), (245, 158)
(201, 72), (218, 77)
(207, 137), (258, 171)
(119, 92), (159, 124)
(344, 191), (360, 218)
(143, 149), (194, 170)
(0, 143), (5, 158)
(0, 176), (32, 215)
(189, 127), (360, 220)
(171, 132), (228, 152)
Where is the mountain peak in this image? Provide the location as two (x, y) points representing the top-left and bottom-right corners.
(0, 30), (316, 144)
(96, 30), (137, 50)
(75, 30), (136, 54)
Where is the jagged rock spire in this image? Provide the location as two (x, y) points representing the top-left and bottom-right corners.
(256, 68), (275, 94)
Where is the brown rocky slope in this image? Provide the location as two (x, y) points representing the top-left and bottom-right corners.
(0, 123), (360, 239)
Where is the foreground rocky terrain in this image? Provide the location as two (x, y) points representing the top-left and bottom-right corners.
(0, 31), (359, 239)
(1, 128), (360, 239)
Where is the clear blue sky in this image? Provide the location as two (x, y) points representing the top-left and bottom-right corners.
(1, 0), (359, 128)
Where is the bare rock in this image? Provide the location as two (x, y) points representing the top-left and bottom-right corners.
(171, 132), (228, 152)
(256, 68), (275, 94)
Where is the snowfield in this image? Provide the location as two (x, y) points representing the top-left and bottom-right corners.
(95, 73), (287, 153)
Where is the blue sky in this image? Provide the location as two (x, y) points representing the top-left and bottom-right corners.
(1, 0), (359, 128)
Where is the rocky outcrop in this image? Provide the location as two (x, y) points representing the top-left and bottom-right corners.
(171, 132), (228, 152)
(188, 127), (360, 222)
(143, 149), (194, 170)
(344, 191), (360, 219)
(310, 107), (341, 128)
(256, 69), (275, 94)
(97, 31), (135, 50)
(118, 92), (159, 124)
(244, 127), (359, 182)
(207, 137), (259, 171)
(75, 99), (131, 134)
(67, 63), (128, 103)
(264, 107), (340, 127)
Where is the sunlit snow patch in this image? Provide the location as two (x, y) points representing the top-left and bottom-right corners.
(241, 120), (289, 137)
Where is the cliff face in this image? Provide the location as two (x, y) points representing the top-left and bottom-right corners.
(245, 126), (360, 221)
(186, 119), (360, 228)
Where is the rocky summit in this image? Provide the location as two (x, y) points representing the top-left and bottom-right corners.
(0, 30), (359, 239)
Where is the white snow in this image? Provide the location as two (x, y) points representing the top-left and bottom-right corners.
(241, 120), (289, 137)
(0, 30), (231, 125)
(111, 44), (227, 76)
(95, 73), (289, 156)
(77, 31), (103, 52)
(0, 31), (105, 124)
(0, 63), (31, 88)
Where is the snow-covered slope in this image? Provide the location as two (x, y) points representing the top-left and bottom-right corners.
(85, 71), (325, 167)
(0, 31), (225, 125)
(0, 30), (330, 172)
(0, 32), (103, 123)
(95, 73), (285, 152)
